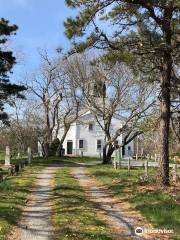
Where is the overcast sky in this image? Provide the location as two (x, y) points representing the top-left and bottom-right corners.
(0, 0), (73, 82)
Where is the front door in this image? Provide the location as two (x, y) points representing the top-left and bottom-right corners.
(67, 141), (73, 154)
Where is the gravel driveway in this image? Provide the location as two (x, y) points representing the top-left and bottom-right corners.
(72, 167), (166, 240)
(11, 166), (58, 240)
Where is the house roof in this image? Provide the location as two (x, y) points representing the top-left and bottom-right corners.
(59, 107), (127, 128)
(79, 109), (127, 121)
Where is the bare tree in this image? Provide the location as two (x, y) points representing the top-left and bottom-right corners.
(55, 66), (81, 156)
(26, 50), (63, 156)
(0, 99), (43, 155)
(66, 55), (157, 163)
(27, 50), (81, 157)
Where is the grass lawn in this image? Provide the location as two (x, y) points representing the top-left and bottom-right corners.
(53, 167), (113, 240)
(61, 156), (101, 164)
(0, 162), (45, 240)
(88, 165), (180, 240)
(0, 157), (33, 166)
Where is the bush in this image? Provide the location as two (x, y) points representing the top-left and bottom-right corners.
(49, 138), (60, 156)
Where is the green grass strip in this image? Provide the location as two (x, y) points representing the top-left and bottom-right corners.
(53, 167), (113, 240)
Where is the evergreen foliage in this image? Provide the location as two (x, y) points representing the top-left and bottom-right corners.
(0, 18), (26, 125)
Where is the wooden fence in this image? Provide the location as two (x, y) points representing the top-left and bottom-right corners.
(112, 159), (180, 182)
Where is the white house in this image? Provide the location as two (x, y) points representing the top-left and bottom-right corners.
(57, 110), (134, 158)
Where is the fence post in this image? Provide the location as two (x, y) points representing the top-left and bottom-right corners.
(136, 154), (138, 161)
(114, 159), (117, 169)
(172, 164), (177, 183)
(128, 158), (131, 171)
(119, 158), (121, 169)
(27, 147), (32, 164)
(145, 160), (148, 176)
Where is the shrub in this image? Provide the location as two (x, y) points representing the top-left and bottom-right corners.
(49, 138), (60, 156)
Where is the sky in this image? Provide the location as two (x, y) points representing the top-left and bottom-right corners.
(0, 0), (74, 82)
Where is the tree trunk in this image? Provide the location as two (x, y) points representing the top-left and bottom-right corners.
(106, 144), (115, 162)
(43, 141), (50, 157)
(102, 144), (114, 164)
(159, 53), (171, 186)
(102, 145), (108, 164)
(56, 142), (63, 157)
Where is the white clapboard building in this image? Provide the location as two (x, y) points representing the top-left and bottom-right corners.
(57, 109), (134, 158)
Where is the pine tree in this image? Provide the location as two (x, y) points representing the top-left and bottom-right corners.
(0, 18), (26, 125)
(64, 0), (180, 186)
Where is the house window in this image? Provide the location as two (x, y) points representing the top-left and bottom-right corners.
(128, 146), (131, 151)
(97, 140), (102, 150)
(89, 123), (93, 131)
(79, 140), (84, 149)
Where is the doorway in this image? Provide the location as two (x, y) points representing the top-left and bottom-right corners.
(67, 141), (73, 154)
